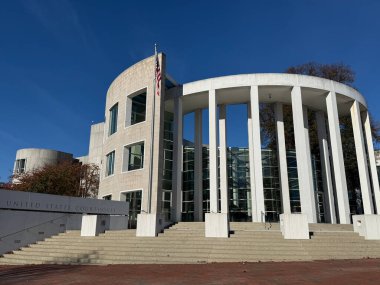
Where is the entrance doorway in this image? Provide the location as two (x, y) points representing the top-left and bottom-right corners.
(122, 190), (142, 229)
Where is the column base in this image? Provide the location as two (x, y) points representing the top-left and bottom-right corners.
(280, 213), (309, 239)
(81, 215), (109, 237)
(205, 213), (229, 238)
(136, 213), (163, 237)
(353, 215), (380, 240)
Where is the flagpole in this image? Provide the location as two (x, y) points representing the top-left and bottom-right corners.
(147, 44), (158, 214)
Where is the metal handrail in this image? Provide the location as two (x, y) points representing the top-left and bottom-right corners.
(0, 213), (71, 240)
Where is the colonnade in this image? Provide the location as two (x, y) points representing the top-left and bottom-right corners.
(171, 86), (380, 224)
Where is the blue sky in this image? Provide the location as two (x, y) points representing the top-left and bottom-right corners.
(1, 0), (380, 181)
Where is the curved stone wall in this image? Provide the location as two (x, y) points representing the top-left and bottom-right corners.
(98, 55), (379, 227)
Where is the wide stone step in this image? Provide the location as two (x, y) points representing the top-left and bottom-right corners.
(311, 236), (364, 242)
(309, 224), (354, 232)
(310, 232), (361, 237)
(159, 233), (284, 238)
(20, 244), (380, 256)
(9, 250), (310, 260)
(3, 222), (380, 266)
(28, 242), (305, 251)
(18, 246), (310, 256)
(82, 251), (310, 260)
(37, 238), (369, 246)
(42, 239), (371, 247)
(40, 237), (295, 244)
(1, 254), (93, 263)
(35, 240), (305, 248)
(3, 251), (373, 265)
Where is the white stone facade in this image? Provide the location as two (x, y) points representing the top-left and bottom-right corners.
(93, 55), (380, 236)
(13, 148), (73, 175)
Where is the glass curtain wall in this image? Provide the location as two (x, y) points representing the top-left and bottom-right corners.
(260, 103), (282, 221)
(181, 145), (293, 222)
(182, 145), (195, 221)
(283, 104), (301, 213)
(262, 149), (281, 221)
(176, 105), (327, 223)
(307, 110), (325, 222)
(161, 111), (174, 221)
(228, 147), (252, 221)
(202, 147), (210, 218)
(340, 115), (363, 216)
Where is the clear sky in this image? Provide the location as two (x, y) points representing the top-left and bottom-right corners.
(1, 0), (379, 181)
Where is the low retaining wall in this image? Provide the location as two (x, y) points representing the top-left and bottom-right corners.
(0, 210), (82, 255)
(0, 189), (129, 255)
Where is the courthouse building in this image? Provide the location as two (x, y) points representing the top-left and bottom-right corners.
(92, 54), (380, 235)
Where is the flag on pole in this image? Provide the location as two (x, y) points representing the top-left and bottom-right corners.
(155, 52), (161, 96)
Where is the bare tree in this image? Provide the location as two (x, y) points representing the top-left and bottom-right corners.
(286, 61), (378, 214)
(286, 62), (355, 86)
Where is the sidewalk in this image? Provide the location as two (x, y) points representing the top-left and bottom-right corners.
(1, 259), (380, 285)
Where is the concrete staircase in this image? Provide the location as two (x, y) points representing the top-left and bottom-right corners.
(1, 222), (380, 265)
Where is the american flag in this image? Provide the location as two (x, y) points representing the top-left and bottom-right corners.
(155, 54), (161, 96)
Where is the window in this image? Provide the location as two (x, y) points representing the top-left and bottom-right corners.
(123, 142), (144, 171)
(131, 93), (146, 125)
(103, 195), (112, 200)
(109, 103), (118, 136)
(126, 92), (146, 127)
(106, 151), (115, 176)
(15, 159), (26, 174)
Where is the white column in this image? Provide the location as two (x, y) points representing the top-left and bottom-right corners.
(194, 109), (203, 221)
(326, 91), (350, 224)
(316, 111), (336, 224)
(274, 103), (291, 214)
(209, 89), (219, 213)
(205, 90), (229, 238)
(247, 103), (257, 221)
(219, 105), (228, 214)
(291, 86), (317, 223)
(351, 100), (374, 214)
(250, 86), (265, 222)
(172, 96), (183, 222)
(363, 111), (380, 214)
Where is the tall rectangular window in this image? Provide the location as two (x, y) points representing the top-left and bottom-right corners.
(123, 142), (144, 171)
(15, 159), (26, 174)
(106, 151), (115, 176)
(109, 103), (118, 136)
(131, 93), (146, 125)
(125, 92), (146, 127)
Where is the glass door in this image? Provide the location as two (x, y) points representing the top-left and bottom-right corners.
(124, 191), (142, 229)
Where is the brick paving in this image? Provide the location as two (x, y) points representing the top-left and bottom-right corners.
(1, 259), (380, 284)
